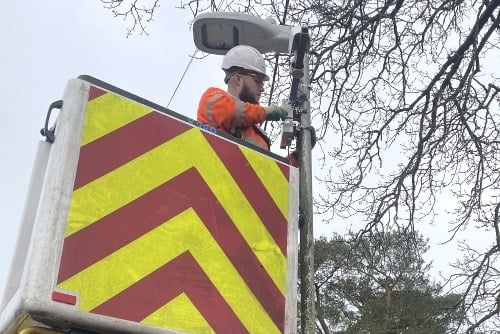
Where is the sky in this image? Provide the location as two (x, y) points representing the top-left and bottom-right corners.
(0, 0), (340, 306)
(1, 0), (492, 317)
(0, 1), (224, 302)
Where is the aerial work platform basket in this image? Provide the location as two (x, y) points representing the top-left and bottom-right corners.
(0, 76), (299, 334)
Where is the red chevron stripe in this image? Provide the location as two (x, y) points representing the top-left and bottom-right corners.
(204, 133), (288, 255)
(91, 251), (248, 333)
(74, 111), (190, 190)
(88, 86), (107, 101)
(58, 168), (285, 331)
(277, 161), (290, 180)
(74, 109), (289, 256)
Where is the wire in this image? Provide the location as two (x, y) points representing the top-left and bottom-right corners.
(167, 49), (199, 109)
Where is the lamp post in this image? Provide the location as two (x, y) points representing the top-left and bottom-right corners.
(192, 12), (315, 334)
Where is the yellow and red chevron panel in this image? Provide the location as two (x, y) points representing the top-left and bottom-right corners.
(53, 84), (294, 333)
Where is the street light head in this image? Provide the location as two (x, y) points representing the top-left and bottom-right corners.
(192, 12), (296, 55)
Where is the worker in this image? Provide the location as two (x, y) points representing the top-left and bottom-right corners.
(197, 45), (313, 166)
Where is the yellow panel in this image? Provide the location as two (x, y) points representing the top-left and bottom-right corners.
(240, 146), (289, 218)
(59, 209), (280, 334)
(82, 93), (151, 145)
(142, 293), (214, 334)
(66, 129), (286, 294)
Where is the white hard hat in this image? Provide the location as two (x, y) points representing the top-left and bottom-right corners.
(221, 45), (270, 81)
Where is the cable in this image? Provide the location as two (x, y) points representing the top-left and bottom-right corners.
(167, 49), (199, 109)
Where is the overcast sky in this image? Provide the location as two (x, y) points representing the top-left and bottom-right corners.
(0, 1), (341, 304)
(2, 1), (490, 314)
(0, 1), (222, 300)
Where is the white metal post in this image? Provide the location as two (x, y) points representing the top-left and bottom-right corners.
(298, 52), (315, 334)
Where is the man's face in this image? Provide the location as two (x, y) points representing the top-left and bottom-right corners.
(237, 71), (265, 104)
(239, 81), (259, 104)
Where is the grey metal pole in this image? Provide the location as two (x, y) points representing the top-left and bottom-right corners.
(299, 52), (315, 334)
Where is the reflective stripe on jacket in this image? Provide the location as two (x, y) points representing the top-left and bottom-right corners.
(197, 87), (270, 150)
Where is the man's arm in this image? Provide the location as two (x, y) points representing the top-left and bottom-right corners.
(197, 87), (266, 134)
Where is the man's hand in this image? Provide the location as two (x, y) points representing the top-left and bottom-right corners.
(264, 105), (288, 121)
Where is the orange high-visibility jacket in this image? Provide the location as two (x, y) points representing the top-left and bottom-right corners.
(197, 87), (271, 150)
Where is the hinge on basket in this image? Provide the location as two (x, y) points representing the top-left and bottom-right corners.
(40, 100), (63, 143)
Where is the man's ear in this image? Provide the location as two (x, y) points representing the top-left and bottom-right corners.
(232, 73), (243, 88)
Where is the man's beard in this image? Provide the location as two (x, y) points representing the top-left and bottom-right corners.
(238, 83), (259, 104)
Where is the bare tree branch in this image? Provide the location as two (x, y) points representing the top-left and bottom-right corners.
(102, 0), (500, 331)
